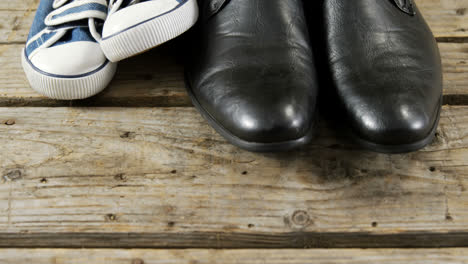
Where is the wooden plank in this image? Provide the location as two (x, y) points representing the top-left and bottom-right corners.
(0, 0), (38, 12)
(1, 0), (467, 43)
(440, 43), (468, 104)
(1, 42), (467, 107)
(0, 1), (37, 44)
(0, 106), (467, 248)
(0, 10), (32, 44)
(419, 0), (468, 39)
(0, 248), (468, 264)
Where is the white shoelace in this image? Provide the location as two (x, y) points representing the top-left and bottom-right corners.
(49, 0), (109, 42)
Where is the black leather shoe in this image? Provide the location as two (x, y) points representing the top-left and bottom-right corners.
(186, 0), (318, 152)
(322, 0), (443, 153)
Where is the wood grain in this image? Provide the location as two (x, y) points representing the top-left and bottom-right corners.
(1, 0), (468, 254)
(0, 106), (467, 247)
(419, 0), (468, 39)
(439, 43), (468, 104)
(0, 0), (38, 11)
(0, 248), (468, 264)
(1, 0), (466, 42)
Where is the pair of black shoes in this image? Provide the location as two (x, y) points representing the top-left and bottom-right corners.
(185, 0), (443, 153)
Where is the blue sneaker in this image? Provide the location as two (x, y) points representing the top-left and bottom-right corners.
(101, 0), (199, 62)
(22, 0), (117, 100)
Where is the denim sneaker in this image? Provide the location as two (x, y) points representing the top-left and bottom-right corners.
(22, 0), (117, 100)
(101, 0), (199, 62)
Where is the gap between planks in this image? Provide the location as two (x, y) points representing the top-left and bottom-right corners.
(0, 232), (468, 249)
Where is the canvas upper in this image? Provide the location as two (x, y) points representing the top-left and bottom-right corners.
(25, 0), (109, 76)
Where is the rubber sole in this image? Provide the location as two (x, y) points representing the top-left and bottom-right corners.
(185, 74), (316, 152)
(21, 49), (117, 100)
(101, 0), (199, 62)
(350, 98), (442, 154)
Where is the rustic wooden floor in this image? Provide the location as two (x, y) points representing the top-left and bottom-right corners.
(1, 0), (468, 263)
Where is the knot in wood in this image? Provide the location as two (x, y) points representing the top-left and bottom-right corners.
(292, 210), (310, 226)
(4, 119), (15, 126)
(120, 131), (136, 139)
(3, 170), (22, 181)
(106, 214), (117, 222)
(114, 173), (127, 181)
(131, 259), (144, 264)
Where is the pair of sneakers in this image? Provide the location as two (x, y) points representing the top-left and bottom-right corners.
(22, 0), (199, 100)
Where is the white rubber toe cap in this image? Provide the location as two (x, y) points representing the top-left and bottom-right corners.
(30, 41), (107, 76)
(102, 0), (180, 38)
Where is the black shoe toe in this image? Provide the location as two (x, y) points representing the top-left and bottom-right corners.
(350, 99), (439, 146)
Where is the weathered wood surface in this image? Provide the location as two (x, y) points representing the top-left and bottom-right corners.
(1, 0), (468, 255)
(1, 248), (468, 264)
(418, 0), (468, 39)
(0, 106), (467, 248)
(0, 0), (467, 107)
(0, 0), (38, 12)
(1, 0), (467, 42)
(441, 43), (468, 104)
